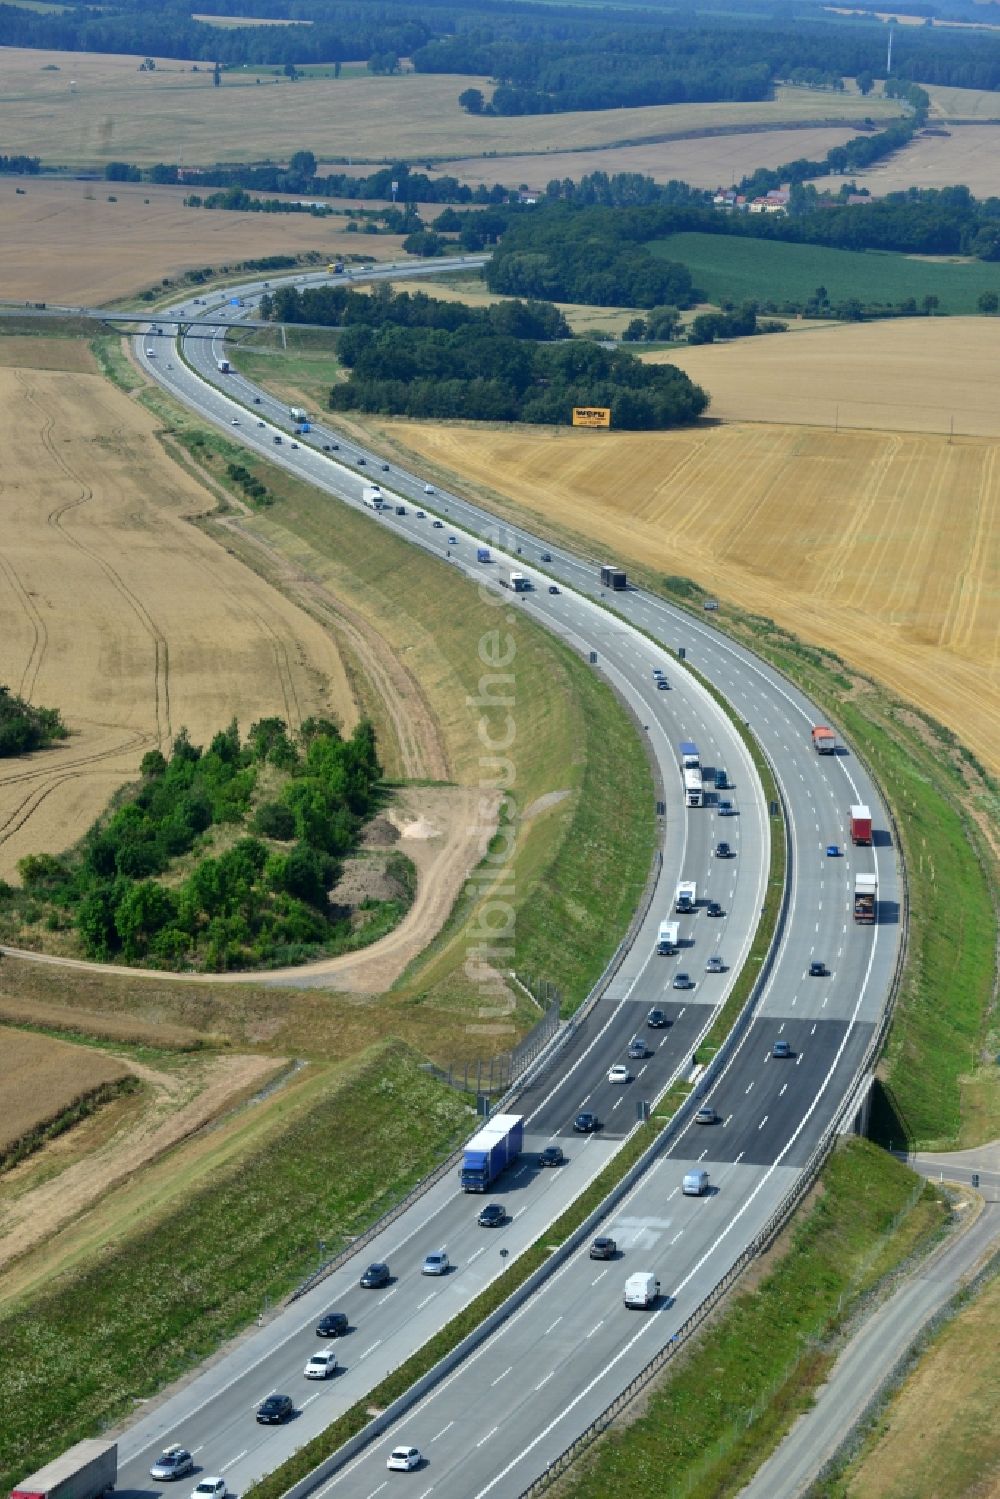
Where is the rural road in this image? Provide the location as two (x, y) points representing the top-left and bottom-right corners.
(740, 1143), (1000, 1499)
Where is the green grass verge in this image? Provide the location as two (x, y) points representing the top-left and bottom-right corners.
(649, 231), (1000, 315)
(244, 1113), (668, 1499)
(164, 374), (656, 1021)
(554, 1139), (948, 1499)
(89, 333), (143, 392)
(646, 581), (998, 1151)
(0, 1047), (473, 1494)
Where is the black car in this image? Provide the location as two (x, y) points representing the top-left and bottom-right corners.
(716, 841), (732, 859)
(316, 1311), (349, 1337)
(380, 462), (390, 471)
(256, 1393), (294, 1424)
(809, 961), (828, 977)
(715, 768), (728, 789)
(548, 585), (560, 595)
(646, 1007), (668, 1028)
(253, 396), (261, 404)
(707, 900), (724, 918)
(540, 551), (552, 562)
(359, 1261), (390, 1288)
(573, 1111), (600, 1133)
(539, 1144), (565, 1167)
(589, 1236), (617, 1260)
(478, 1202), (507, 1227)
(357, 455), (366, 465)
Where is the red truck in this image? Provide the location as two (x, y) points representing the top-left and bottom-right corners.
(811, 725), (836, 754)
(850, 805), (872, 844)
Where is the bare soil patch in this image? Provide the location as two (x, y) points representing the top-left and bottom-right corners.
(382, 400), (1000, 778)
(0, 178), (405, 304)
(0, 1027), (129, 1154)
(0, 1050), (281, 1289)
(0, 360), (353, 881)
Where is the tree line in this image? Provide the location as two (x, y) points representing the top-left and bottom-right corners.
(259, 281), (570, 339)
(329, 325), (707, 429)
(0, 685), (68, 758)
(4, 717), (387, 972)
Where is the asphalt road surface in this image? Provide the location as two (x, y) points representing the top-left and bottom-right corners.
(108, 272), (903, 1499)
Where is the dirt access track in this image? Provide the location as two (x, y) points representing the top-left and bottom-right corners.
(0, 340), (496, 994)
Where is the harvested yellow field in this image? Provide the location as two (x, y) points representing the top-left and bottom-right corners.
(435, 126), (865, 193)
(0, 349), (354, 881)
(925, 82), (1000, 119)
(388, 414), (1000, 776)
(0, 179), (405, 304)
(0, 1027), (129, 1153)
(809, 123), (1000, 198)
(0, 48), (901, 167)
(650, 317), (1000, 439)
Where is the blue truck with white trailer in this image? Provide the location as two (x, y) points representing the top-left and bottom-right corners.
(459, 1114), (524, 1192)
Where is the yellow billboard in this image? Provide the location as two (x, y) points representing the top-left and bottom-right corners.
(572, 406), (611, 429)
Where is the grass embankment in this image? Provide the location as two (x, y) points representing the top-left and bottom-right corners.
(648, 231), (1000, 315)
(231, 325), (342, 414)
(813, 1257), (1000, 1499)
(555, 1140), (947, 1499)
(0, 1047), (472, 1495)
(244, 1113), (669, 1499)
(167, 362), (656, 1019)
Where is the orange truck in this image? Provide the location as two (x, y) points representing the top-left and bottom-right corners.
(811, 725), (836, 754)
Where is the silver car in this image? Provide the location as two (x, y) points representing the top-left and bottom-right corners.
(422, 1249), (450, 1276)
(150, 1448), (194, 1482)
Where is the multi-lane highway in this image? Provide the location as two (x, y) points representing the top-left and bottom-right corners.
(109, 274), (902, 1499)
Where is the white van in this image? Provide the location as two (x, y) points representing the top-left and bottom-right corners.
(682, 1168), (710, 1197)
(624, 1272), (660, 1309)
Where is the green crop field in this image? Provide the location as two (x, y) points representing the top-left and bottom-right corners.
(649, 232), (1000, 314)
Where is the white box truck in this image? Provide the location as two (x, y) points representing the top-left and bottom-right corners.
(499, 566), (530, 592)
(675, 881), (697, 914)
(362, 484), (386, 510)
(624, 1272), (659, 1308)
(656, 920), (679, 955)
(217, 358), (230, 373)
(12, 1440), (117, 1499)
(684, 768), (703, 807)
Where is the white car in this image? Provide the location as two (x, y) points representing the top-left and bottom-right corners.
(303, 1349), (339, 1379)
(608, 1063), (630, 1084)
(423, 483), (434, 494)
(387, 1447), (422, 1472)
(145, 349), (155, 357)
(230, 417), (240, 425)
(190, 1480), (227, 1499)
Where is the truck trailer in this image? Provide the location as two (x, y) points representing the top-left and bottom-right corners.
(459, 1114), (524, 1192)
(811, 725), (836, 754)
(217, 358), (230, 373)
(656, 920), (680, 955)
(684, 768), (703, 807)
(679, 740), (700, 769)
(850, 805), (873, 845)
(499, 567), (530, 593)
(476, 546), (491, 563)
(289, 407), (308, 422)
(854, 872), (877, 924)
(675, 880), (697, 914)
(12, 1440), (117, 1499)
(599, 564), (627, 591)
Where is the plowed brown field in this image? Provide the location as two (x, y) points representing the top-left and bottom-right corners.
(0, 1027), (129, 1152)
(0, 179), (407, 305)
(0, 350), (354, 881)
(388, 417), (1000, 775)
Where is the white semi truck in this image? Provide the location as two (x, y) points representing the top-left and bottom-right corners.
(684, 768), (703, 807)
(362, 484), (386, 510)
